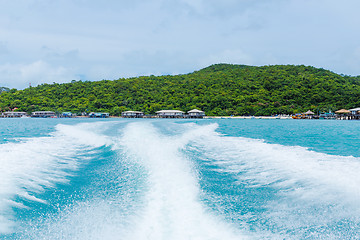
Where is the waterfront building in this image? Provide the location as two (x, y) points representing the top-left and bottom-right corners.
(348, 107), (360, 120)
(349, 107), (360, 115)
(1, 111), (28, 118)
(187, 109), (205, 118)
(121, 111), (144, 118)
(156, 110), (184, 118)
(319, 112), (336, 119)
(89, 112), (109, 118)
(61, 112), (73, 118)
(31, 111), (56, 118)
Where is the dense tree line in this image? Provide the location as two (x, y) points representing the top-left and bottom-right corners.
(1, 64), (360, 116)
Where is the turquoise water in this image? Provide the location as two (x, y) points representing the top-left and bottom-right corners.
(0, 118), (359, 239)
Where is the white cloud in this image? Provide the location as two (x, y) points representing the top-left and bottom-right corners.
(0, 61), (77, 89)
(0, 0), (360, 88)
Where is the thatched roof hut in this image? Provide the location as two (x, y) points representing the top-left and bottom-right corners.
(335, 109), (350, 114)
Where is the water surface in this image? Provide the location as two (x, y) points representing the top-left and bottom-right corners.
(1, 118), (359, 239)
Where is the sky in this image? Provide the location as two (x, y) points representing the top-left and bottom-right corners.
(0, 0), (360, 89)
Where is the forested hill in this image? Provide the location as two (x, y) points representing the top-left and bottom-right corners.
(1, 64), (360, 116)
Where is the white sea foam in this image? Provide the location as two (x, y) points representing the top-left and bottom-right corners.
(10, 121), (360, 239)
(26, 122), (248, 239)
(119, 122), (247, 240)
(17, 122), (249, 240)
(0, 123), (110, 234)
(190, 129), (360, 237)
(194, 134), (360, 202)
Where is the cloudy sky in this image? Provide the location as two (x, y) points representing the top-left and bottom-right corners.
(1, 0), (360, 89)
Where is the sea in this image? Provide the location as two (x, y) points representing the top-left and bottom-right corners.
(0, 118), (359, 239)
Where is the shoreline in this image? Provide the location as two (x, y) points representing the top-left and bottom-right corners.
(203, 116), (293, 119)
(0, 115), (356, 120)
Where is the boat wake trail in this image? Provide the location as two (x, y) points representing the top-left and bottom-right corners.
(189, 130), (360, 239)
(0, 122), (111, 235)
(119, 122), (247, 240)
(12, 121), (248, 240)
(4, 120), (359, 239)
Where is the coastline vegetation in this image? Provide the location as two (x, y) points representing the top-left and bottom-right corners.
(0, 64), (360, 116)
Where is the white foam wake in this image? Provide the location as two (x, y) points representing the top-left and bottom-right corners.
(0, 122), (110, 234)
(11, 120), (359, 239)
(119, 122), (248, 240)
(194, 135), (360, 203)
(190, 131), (360, 237)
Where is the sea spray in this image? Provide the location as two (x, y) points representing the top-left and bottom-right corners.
(0, 123), (111, 234)
(2, 119), (360, 239)
(13, 121), (249, 240)
(119, 122), (247, 240)
(188, 131), (360, 239)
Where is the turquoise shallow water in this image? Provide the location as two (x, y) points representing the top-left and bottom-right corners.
(0, 118), (359, 239)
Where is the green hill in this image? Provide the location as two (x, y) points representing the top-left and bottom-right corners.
(1, 64), (360, 116)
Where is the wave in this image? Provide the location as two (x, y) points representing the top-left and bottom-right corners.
(3, 120), (360, 239)
(17, 122), (249, 240)
(0, 122), (111, 234)
(117, 122), (247, 240)
(188, 128), (360, 239)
